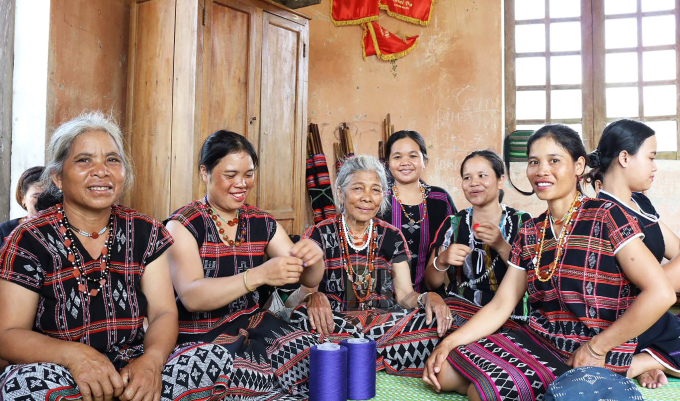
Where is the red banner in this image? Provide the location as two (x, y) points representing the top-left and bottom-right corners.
(362, 21), (419, 61)
(379, 0), (435, 26)
(331, 0), (380, 26)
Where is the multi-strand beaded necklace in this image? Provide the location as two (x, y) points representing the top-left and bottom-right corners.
(57, 204), (114, 297)
(534, 193), (584, 282)
(337, 215), (378, 303)
(456, 205), (512, 289)
(204, 197), (246, 246)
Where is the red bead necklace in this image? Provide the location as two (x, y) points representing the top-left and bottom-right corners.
(204, 198), (246, 246)
(392, 183), (428, 224)
(57, 204), (113, 297)
(337, 216), (378, 303)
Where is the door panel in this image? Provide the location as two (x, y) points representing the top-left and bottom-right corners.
(258, 12), (305, 234)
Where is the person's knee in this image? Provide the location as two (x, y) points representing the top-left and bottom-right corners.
(435, 363), (469, 393)
(467, 383), (483, 401)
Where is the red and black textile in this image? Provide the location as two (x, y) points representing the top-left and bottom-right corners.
(166, 201), (319, 400)
(0, 205), (232, 400)
(306, 154), (335, 224)
(289, 216), (521, 377)
(379, 183), (456, 293)
(448, 197), (645, 400)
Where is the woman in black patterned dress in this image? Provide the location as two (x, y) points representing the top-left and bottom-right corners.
(0, 112), (232, 401)
(588, 119), (680, 388)
(290, 155), (455, 377)
(426, 150), (531, 321)
(165, 130), (325, 400)
(378, 131), (456, 293)
(423, 124), (677, 400)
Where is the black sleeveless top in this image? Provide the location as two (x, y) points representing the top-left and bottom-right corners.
(598, 190), (664, 262)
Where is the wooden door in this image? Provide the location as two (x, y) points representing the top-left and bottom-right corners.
(256, 12), (307, 235)
(197, 0), (261, 200)
(126, 0), (176, 220)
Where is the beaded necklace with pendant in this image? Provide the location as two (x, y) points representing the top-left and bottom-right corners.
(57, 204), (114, 297)
(338, 215), (378, 303)
(204, 197), (246, 246)
(392, 183), (427, 224)
(534, 193), (584, 282)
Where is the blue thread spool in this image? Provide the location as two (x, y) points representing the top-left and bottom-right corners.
(342, 338), (377, 400)
(309, 343), (348, 401)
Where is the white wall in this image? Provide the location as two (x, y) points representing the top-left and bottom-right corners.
(9, 0), (50, 218)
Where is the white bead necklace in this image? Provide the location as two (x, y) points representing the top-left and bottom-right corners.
(341, 214), (373, 252)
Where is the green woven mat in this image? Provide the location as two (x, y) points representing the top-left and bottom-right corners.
(363, 372), (680, 400)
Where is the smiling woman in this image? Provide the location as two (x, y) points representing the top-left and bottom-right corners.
(425, 150), (531, 320)
(0, 112), (233, 401)
(290, 155), (457, 377)
(164, 130), (326, 400)
(379, 131), (456, 293)
(423, 124), (678, 401)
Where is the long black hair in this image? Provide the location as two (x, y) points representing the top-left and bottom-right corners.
(460, 149), (506, 202)
(528, 124), (588, 192)
(586, 119), (655, 184)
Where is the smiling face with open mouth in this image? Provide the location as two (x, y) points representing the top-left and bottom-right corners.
(527, 136), (585, 202)
(339, 170), (384, 227)
(388, 137), (427, 185)
(55, 130), (125, 213)
(202, 150), (255, 213)
(461, 156), (504, 207)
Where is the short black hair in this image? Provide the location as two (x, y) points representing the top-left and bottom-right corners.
(460, 150), (506, 202)
(16, 166), (44, 210)
(199, 130), (258, 174)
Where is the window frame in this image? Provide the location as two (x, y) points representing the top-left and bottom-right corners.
(505, 0), (680, 159)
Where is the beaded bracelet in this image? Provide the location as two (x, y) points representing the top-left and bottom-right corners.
(433, 256), (449, 272)
(243, 269), (255, 292)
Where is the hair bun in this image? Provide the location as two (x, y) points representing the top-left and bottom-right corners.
(588, 149), (601, 168)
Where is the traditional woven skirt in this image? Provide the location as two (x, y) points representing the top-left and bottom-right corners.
(448, 327), (573, 401)
(0, 342), (232, 401)
(188, 309), (319, 400)
(289, 296), (521, 378)
(637, 311), (680, 373)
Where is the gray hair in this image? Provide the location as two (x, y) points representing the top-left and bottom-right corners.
(334, 155), (389, 215)
(41, 111), (134, 202)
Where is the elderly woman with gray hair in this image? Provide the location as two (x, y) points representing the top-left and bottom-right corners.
(0, 112), (232, 401)
(290, 155), (453, 376)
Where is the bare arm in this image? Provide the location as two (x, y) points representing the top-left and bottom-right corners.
(263, 222), (324, 288)
(393, 260), (420, 309)
(659, 221), (680, 290)
(119, 252), (178, 401)
(167, 220), (314, 312)
(166, 220), (255, 312)
(438, 266), (527, 347)
(393, 259), (452, 337)
(660, 220), (680, 260)
(0, 279), (124, 400)
(137, 252), (178, 365)
(588, 238), (676, 355)
(424, 248), (447, 291)
(423, 266), (527, 388)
